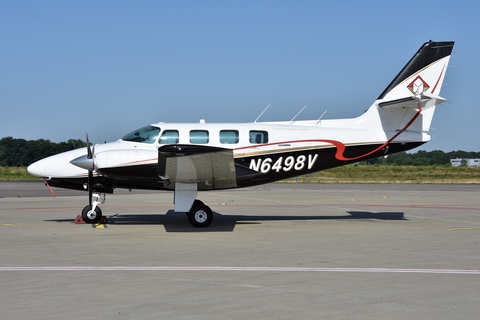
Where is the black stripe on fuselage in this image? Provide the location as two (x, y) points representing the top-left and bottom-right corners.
(235, 141), (424, 187)
(48, 141), (424, 192)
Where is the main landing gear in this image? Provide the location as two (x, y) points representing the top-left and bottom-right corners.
(174, 182), (213, 228)
(186, 200), (213, 228)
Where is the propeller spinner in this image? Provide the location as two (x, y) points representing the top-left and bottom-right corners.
(70, 134), (95, 170)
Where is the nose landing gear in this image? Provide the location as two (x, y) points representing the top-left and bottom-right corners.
(81, 192), (105, 224)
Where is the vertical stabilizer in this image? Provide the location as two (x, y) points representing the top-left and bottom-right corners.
(377, 40), (454, 101)
(372, 41), (454, 135)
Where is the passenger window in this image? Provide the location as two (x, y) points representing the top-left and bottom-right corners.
(249, 130), (269, 144)
(159, 130), (179, 144)
(219, 130), (239, 144)
(189, 130), (209, 144)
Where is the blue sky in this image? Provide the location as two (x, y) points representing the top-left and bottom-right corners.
(1, 0), (479, 152)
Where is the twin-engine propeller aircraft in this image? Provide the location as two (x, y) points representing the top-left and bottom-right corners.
(28, 40), (454, 228)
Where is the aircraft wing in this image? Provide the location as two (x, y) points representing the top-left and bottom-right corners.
(158, 144), (247, 190)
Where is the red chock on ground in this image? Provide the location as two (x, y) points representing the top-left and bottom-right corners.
(74, 215), (84, 224)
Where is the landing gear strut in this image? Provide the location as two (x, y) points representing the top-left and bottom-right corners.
(187, 199), (213, 228)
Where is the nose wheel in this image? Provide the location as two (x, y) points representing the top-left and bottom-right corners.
(81, 205), (103, 224)
(80, 192), (105, 224)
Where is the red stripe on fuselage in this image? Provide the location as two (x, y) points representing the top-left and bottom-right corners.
(236, 108), (423, 162)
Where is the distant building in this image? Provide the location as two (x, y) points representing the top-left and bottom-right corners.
(450, 158), (480, 167)
(450, 158), (463, 167)
(466, 159), (480, 167)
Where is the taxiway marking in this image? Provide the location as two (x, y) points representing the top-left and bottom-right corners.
(0, 266), (479, 275)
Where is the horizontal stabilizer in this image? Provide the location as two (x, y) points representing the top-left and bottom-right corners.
(378, 94), (446, 109)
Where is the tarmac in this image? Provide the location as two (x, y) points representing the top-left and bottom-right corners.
(1, 181), (479, 319)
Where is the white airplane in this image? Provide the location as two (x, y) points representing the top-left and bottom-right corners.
(28, 40), (454, 227)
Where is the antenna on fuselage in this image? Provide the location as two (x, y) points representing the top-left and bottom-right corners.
(289, 105), (307, 124)
(254, 104), (271, 123)
(315, 109), (328, 125)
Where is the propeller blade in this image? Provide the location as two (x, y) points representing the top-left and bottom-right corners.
(86, 133), (93, 159)
(86, 133), (94, 206)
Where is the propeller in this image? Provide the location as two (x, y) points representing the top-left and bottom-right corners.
(69, 134), (96, 205)
(70, 134), (104, 224)
(86, 134), (94, 206)
(70, 134), (95, 171)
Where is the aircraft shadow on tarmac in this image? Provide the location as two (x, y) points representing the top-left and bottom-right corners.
(46, 210), (406, 232)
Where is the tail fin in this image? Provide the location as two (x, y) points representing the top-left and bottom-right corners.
(378, 40), (454, 100)
(374, 40), (454, 134)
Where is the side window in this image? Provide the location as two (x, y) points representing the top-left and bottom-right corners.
(122, 126), (160, 144)
(249, 130), (269, 144)
(219, 130), (239, 144)
(189, 130), (209, 144)
(159, 130), (179, 144)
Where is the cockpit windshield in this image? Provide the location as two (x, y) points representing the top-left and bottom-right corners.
(121, 125), (160, 144)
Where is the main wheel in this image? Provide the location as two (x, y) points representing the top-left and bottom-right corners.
(81, 205), (103, 224)
(187, 201), (213, 228)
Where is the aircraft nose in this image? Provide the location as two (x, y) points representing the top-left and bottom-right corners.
(27, 148), (90, 178)
(27, 160), (47, 178)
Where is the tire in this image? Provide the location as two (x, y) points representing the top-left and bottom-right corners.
(187, 202), (213, 228)
(186, 200), (204, 217)
(81, 205), (103, 224)
(193, 199), (204, 206)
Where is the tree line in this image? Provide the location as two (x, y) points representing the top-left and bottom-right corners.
(1, 136), (479, 167)
(0, 137), (86, 166)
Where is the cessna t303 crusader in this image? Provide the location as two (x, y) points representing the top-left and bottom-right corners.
(28, 40), (454, 227)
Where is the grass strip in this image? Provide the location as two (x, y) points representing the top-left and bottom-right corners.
(282, 165), (480, 184)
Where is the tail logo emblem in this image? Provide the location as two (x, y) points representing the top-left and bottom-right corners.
(407, 76), (430, 94)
